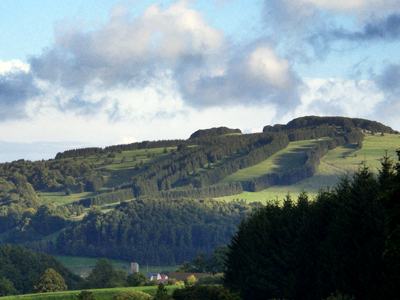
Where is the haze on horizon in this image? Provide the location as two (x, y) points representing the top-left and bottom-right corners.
(1, 0), (400, 162)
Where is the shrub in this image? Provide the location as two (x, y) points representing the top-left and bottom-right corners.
(184, 275), (197, 287)
(112, 291), (152, 300)
(77, 290), (95, 300)
(34, 268), (67, 293)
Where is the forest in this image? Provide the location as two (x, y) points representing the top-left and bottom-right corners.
(54, 198), (256, 264)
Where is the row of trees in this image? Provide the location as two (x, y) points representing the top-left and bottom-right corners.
(131, 133), (281, 196)
(157, 183), (243, 200)
(56, 140), (183, 159)
(77, 188), (134, 207)
(131, 125), (354, 198)
(241, 136), (352, 192)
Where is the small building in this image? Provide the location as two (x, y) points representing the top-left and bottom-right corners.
(130, 262), (139, 274)
(147, 272), (169, 283)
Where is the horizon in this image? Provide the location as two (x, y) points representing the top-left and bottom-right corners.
(0, 114), (397, 163)
(1, 0), (400, 161)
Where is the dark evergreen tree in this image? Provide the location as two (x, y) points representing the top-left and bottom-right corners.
(225, 158), (399, 300)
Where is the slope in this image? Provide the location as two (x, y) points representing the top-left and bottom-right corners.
(217, 134), (399, 203)
(222, 138), (330, 183)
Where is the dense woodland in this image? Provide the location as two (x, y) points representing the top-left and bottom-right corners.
(225, 153), (400, 300)
(55, 199), (256, 264)
(0, 244), (81, 295)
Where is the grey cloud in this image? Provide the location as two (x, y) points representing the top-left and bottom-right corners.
(0, 71), (39, 120)
(58, 96), (106, 116)
(375, 63), (400, 94)
(309, 14), (400, 57)
(368, 64), (400, 127)
(264, 1), (400, 61)
(175, 43), (302, 112)
(331, 14), (400, 41)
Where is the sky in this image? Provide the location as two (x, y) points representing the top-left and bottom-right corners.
(1, 0), (400, 162)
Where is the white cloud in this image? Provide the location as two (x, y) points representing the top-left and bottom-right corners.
(0, 60), (30, 74)
(178, 43), (301, 109)
(32, 1), (223, 89)
(247, 46), (291, 88)
(292, 77), (385, 119)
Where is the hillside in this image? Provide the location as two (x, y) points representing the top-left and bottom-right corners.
(0, 116), (398, 264)
(218, 133), (400, 202)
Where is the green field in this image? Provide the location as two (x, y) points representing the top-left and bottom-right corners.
(67, 147), (176, 171)
(217, 134), (399, 203)
(37, 147), (177, 206)
(38, 192), (94, 206)
(0, 286), (177, 300)
(55, 255), (179, 278)
(101, 147), (176, 171)
(222, 138), (329, 183)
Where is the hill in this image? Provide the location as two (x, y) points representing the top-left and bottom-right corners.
(217, 133), (400, 202)
(0, 116), (398, 264)
(189, 127), (242, 139)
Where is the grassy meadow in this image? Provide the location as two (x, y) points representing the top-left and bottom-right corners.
(222, 138), (329, 183)
(0, 286), (177, 300)
(217, 134), (399, 203)
(38, 192), (94, 206)
(101, 147), (176, 171)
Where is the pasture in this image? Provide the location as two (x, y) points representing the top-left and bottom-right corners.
(217, 134), (399, 203)
(222, 138), (329, 183)
(0, 286), (177, 300)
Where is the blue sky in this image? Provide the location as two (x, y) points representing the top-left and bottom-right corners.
(0, 0), (264, 60)
(1, 0), (400, 161)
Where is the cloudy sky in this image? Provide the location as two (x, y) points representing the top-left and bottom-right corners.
(1, 0), (400, 162)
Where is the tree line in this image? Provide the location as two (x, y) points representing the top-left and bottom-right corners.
(264, 115), (397, 134)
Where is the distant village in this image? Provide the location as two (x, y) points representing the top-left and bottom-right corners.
(129, 262), (210, 284)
